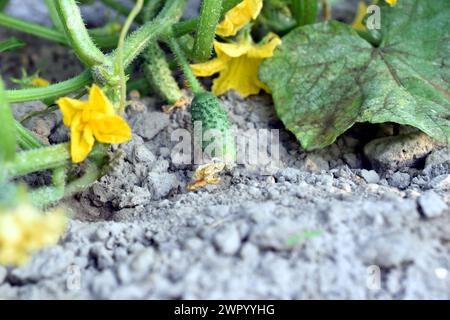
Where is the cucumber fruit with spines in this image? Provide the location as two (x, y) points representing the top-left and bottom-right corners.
(191, 91), (236, 164)
(143, 42), (184, 105)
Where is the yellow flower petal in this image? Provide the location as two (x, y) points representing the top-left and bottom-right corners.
(58, 84), (132, 163)
(197, 35), (281, 97)
(0, 205), (67, 266)
(88, 84), (115, 115)
(216, 0), (263, 37)
(214, 41), (251, 58)
(57, 97), (86, 126)
(31, 77), (50, 87)
(247, 33), (281, 58)
(91, 115), (132, 144)
(352, 1), (368, 32)
(71, 124), (95, 163)
(212, 56), (263, 97)
(385, 0), (397, 6)
(191, 57), (228, 77)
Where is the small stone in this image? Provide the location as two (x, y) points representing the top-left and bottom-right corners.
(213, 226), (241, 255)
(147, 172), (180, 200)
(424, 146), (450, 177)
(130, 112), (170, 140)
(93, 227), (110, 241)
(360, 169), (380, 184)
(117, 186), (151, 209)
(90, 245), (114, 270)
(389, 172), (411, 189)
(362, 233), (419, 268)
(302, 154), (329, 172)
(429, 175), (450, 190)
(343, 153), (361, 169)
(265, 176), (276, 184)
(132, 144), (156, 164)
(364, 132), (434, 172)
(240, 243), (259, 260)
(91, 270), (118, 299)
(418, 191), (448, 219)
(130, 249), (155, 275)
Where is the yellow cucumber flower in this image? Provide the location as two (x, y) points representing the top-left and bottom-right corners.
(216, 0), (263, 37)
(190, 33), (282, 97)
(0, 205), (67, 266)
(57, 84), (132, 163)
(31, 77), (50, 87)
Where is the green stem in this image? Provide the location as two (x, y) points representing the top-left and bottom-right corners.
(14, 120), (43, 150)
(0, 12), (67, 44)
(64, 162), (103, 197)
(5, 70), (92, 103)
(0, 12), (118, 49)
(117, 0), (144, 115)
(143, 0), (164, 22)
(100, 0), (132, 17)
(97, 0), (186, 87)
(292, 0), (318, 26)
(0, 78), (16, 164)
(44, 0), (64, 31)
(7, 143), (70, 177)
(172, 0), (241, 37)
(30, 166), (66, 208)
(120, 0), (187, 68)
(192, 0), (223, 62)
(13, 120), (68, 207)
(168, 38), (202, 95)
(55, 0), (107, 66)
(0, 37), (25, 53)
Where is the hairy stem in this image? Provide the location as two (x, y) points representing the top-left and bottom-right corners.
(172, 0), (241, 37)
(0, 12), (67, 44)
(118, 0), (187, 68)
(117, 0), (144, 115)
(44, 0), (64, 31)
(55, 0), (107, 66)
(0, 78), (16, 164)
(168, 38), (202, 95)
(5, 70), (92, 103)
(7, 143), (70, 177)
(192, 0), (223, 62)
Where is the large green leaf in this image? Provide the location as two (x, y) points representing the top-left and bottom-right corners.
(260, 0), (450, 150)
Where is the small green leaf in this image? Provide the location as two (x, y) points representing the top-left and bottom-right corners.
(0, 37), (25, 53)
(260, 0), (450, 150)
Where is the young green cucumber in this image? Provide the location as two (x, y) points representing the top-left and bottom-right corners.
(191, 91), (236, 164)
(143, 42), (184, 105)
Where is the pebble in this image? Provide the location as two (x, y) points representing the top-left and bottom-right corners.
(362, 233), (419, 268)
(429, 175), (450, 190)
(389, 172), (411, 189)
(364, 132), (434, 171)
(360, 169), (380, 184)
(213, 226), (241, 255)
(418, 191), (448, 219)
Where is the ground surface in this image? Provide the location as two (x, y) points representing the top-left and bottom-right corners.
(1, 0), (450, 300)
